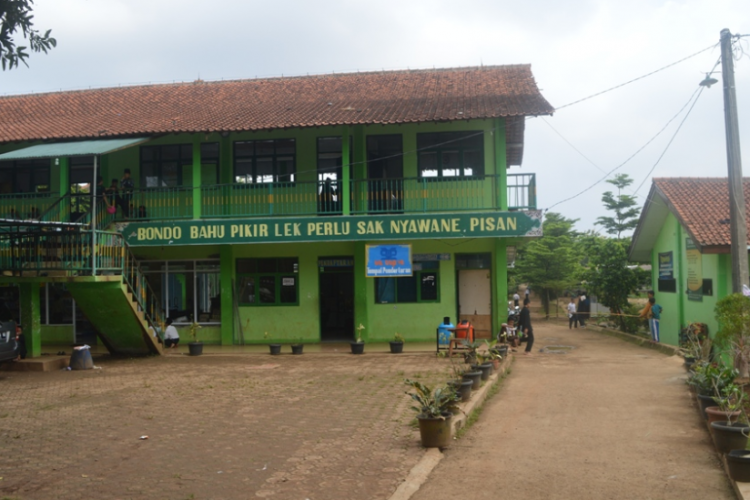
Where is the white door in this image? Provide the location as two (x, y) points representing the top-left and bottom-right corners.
(458, 270), (492, 339)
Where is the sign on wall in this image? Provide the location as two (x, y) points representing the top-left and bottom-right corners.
(686, 238), (703, 302)
(366, 244), (412, 277)
(658, 252), (674, 280)
(122, 210), (543, 247)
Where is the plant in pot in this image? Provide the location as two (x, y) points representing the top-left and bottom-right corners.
(351, 323), (365, 355)
(188, 322), (203, 356)
(390, 332), (405, 354)
(706, 383), (745, 424)
(290, 337), (304, 355)
(688, 363), (736, 419)
(482, 339), (503, 371)
(404, 378), (459, 448)
(679, 322), (710, 371)
(715, 293), (750, 379)
(265, 332), (282, 355)
(463, 340), (493, 381)
(440, 352), (473, 402)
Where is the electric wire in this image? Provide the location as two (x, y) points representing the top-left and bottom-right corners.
(545, 85), (704, 212)
(540, 117), (608, 174)
(555, 43), (718, 110)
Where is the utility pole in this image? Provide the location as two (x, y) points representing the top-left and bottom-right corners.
(720, 28), (749, 293)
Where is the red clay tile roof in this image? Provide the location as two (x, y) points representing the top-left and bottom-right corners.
(0, 65), (553, 166)
(654, 177), (750, 251)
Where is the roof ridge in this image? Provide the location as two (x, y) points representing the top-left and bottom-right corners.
(0, 64), (532, 101)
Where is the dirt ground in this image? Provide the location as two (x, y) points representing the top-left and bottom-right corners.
(0, 350), (451, 500)
(412, 321), (735, 500)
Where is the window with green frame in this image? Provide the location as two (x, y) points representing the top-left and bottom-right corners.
(236, 257), (299, 306)
(417, 131), (484, 179)
(375, 262), (439, 303)
(234, 139), (295, 184)
(140, 143), (219, 188)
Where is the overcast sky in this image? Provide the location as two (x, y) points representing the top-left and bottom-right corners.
(2, 0), (749, 234)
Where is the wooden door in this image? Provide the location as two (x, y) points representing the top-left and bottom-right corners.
(458, 269), (492, 339)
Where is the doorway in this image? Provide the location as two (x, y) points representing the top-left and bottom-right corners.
(456, 253), (492, 340)
(319, 257), (354, 341)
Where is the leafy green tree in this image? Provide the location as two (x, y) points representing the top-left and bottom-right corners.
(515, 213), (581, 318)
(1, 1), (56, 70)
(582, 237), (649, 332)
(595, 174), (641, 239)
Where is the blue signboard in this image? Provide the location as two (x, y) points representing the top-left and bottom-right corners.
(366, 244), (412, 277)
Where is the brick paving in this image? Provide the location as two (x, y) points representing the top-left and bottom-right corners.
(0, 350), (452, 500)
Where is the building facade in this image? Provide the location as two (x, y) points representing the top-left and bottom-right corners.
(629, 178), (750, 346)
(0, 66), (553, 356)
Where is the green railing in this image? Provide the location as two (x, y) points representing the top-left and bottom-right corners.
(121, 240), (167, 340)
(0, 192), (59, 221)
(507, 173), (536, 210)
(201, 180), (342, 218)
(109, 186), (193, 221)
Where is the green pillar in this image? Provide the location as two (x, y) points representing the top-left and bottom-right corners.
(353, 241), (368, 341)
(492, 239), (508, 336)
(220, 245), (235, 345)
(342, 126), (351, 215)
(58, 157), (69, 194)
(676, 225), (686, 331)
(220, 135), (232, 184)
(494, 118), (508, 210)
(192, 138), (202, 219)
(718, 253), (730, 300)
(20, 283), (41, 358)
(353, 125), (367, 213)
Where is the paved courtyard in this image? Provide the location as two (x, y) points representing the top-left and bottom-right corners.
(0, 348), (452, 500)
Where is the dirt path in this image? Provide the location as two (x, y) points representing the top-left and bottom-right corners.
(412, 322), (734, 500)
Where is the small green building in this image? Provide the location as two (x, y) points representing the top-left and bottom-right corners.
(0, 66), (553, 356)
(629, 177), (750, 346)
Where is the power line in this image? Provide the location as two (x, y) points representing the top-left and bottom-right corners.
(540, 118), (608, 175)
(555, 43), (718, 110)
(546, 85), (704, 212)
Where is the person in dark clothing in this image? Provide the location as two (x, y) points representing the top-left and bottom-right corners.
(119, 169), (134, 218)
(577, 292), (591, 327)
(519, 298), (534, 355)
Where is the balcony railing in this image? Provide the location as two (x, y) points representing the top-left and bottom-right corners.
(28, 174), (535, 225)
(0, 192), (60, 221)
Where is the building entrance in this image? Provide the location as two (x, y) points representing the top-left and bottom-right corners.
(318, 257), (354, 341)
(456, 253), (492, 340)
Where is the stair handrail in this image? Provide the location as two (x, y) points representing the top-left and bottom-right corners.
(113, 232), (168, 344)
(37, 190), (71, 223)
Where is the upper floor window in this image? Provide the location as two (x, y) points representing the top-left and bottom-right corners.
(417, 131), (484, 179)
(234, 139), (295, 184)
(0, 159), (50, 194)
(140, 143), (219, 188)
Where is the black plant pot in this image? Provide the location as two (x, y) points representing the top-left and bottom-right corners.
(291, 344), (304, 355)
(710, 421), (750, 454)
(269, 344), (282, 355)
(188, 342), (203, 356)
(727, 450), (750, 482)
(389, 341), (404, 354)
(449, 378), (473, 402)
(697, 393), (718, 419)
(495, 346), (509, 357)
(417, 413), (452, 448)
(478, 362), (493, 380)
(350, 341), (365, 355)
(462, 370), (482, 390)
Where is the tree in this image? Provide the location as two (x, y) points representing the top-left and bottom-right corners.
(582, 237), (650, 332)
(595, 174), (641, 239)
(515, 213), (581, 318)
(1, 1), (56, 70)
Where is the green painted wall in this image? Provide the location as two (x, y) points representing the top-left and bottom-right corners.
(66, 281), (153, 354)
(650, 212), (732, 345)
(41, 325), (74, 345)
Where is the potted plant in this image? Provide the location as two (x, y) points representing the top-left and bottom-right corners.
(706, 383), (745, 424)
(351, 323), (365, 355)
(441, 353), (472, 402)
(390, 332), (405, 354)
(404, 378), (459, 448)
(688, 364), (736, 418)
(266, 332), (281, 355)
(481, 339), (503, 371)
(290, 338), (304, 355)
(726, 450), (750, 482)
(188, 322), (203, 356)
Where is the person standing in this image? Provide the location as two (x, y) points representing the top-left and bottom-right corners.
(567, 297), (578, 329)
(513, 292), (520, 307)
(519, 298), (534, 355)
(119, 169), (135, 218)
(648, 297), (662, 343)
(577, 293), (590, 327)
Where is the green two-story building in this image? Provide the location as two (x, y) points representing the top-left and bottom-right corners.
(0, 65), (553, 356)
